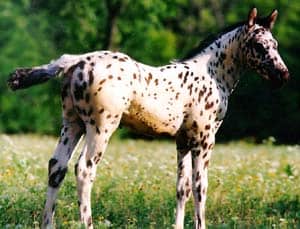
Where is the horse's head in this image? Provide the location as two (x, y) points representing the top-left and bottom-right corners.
(243, 8), (289, 87)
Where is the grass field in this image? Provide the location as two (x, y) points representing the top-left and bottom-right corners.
(0, 134), (299, 228)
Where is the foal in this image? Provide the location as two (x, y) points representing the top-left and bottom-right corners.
(8, 8), (289, 229)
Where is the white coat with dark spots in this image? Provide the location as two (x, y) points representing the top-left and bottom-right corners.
(8, 8), (289, 229)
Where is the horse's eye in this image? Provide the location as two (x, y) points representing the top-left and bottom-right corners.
(253, 43), (266, 55)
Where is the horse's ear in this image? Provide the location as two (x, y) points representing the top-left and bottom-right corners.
(266, 9), (278, 30)
(247, 7), (257, 29)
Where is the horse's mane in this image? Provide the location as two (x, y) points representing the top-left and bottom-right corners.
(179, 16), (269, 62)
(179, 21), (246, 62)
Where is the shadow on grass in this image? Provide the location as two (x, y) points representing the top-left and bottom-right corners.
(1, 184), (299, 228)
(92, 185), (179, 228)
(264, 194), (299, 222)
(207, 194), (299, 228)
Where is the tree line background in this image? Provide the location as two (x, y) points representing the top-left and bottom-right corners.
(0, 0), (299, 143)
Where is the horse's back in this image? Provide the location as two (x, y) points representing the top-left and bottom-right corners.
(67, 51), (184, 135)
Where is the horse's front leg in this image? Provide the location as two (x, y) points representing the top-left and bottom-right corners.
(175, 131), (192, 229)
(175, 150), (192, 228)
(191, 131), (215, 229)
(75, 111), (121, 228)
(42, 119), (83, 228)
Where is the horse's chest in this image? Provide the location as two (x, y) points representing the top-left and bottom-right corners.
(195, 83), (229, 122)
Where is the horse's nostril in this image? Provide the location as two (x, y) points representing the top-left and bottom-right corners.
(281, 70), (289, 82)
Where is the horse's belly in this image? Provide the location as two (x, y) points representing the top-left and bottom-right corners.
(121, 101), (182, 136)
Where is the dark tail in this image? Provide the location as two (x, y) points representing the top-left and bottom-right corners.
(7, 66), (62, 90)
(7, 54), (82, 90)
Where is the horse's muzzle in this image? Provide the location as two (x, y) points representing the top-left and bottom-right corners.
(269, 68), (290, 88)
(280, 69), (290, 82)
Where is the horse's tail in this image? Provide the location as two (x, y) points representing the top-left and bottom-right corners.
(7, 54), (81, 91)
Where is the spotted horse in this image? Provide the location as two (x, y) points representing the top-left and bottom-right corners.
(8, 8), (289, 229)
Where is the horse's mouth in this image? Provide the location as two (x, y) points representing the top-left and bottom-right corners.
(266, 68), (289, 89)
(270, 75), (289, 89)
(270, 77), (284, 89)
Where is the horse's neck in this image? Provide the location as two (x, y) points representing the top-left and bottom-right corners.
(189, 26), (246, 95)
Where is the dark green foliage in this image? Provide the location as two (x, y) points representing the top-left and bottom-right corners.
(264, 195), (299, 222)
(0, 0), (299, 143)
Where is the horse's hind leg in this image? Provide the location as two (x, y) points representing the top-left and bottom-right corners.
(42, 118), (84, 228)
(75, 110), (121, 228)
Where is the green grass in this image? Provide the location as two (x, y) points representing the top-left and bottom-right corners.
(0, 134), (299, 228)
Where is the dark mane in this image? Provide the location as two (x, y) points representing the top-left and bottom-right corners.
(180, 21), (246, 62)
(179, 15), (272, 62)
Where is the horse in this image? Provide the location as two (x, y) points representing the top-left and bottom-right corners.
(8, 7), (289, 229)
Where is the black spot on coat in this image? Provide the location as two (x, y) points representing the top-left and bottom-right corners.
(49, 167), (68, 188)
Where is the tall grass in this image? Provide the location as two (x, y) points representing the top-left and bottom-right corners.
(0, 134), (299, 228)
